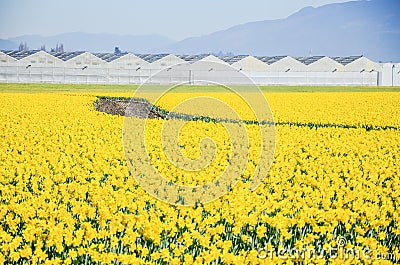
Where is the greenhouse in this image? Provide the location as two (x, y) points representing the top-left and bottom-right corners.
(0, 50), (398, 86)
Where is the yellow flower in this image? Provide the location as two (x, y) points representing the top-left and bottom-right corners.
(0, 91), (399, 264)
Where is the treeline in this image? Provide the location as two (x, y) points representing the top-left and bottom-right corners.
(18, 42), (65, 53)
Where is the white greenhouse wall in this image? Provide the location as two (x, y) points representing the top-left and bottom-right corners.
(267, 56), (307, 72)
(0, 51), (17, 63)
(0, 52), (17, 82)
(245, 71), (377, 86)
(107, 54), (149, 84)
(344, 57), (378, 72)
(198, 55), (228, 65)
(380, 63), (400, 86)
(395, 64), (400, 86)
(308, 57), (344, 72)
(231, 56), (269, 72)
(0, 51), (397, 86)
(151, 54), (185, 69)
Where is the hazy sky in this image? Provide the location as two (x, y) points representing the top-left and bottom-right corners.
(0, 0), (352, 40)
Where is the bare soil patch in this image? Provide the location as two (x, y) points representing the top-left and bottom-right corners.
(94, 98), (166, 119)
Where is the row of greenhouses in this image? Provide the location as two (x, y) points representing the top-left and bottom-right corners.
(0, 50), (398, 86)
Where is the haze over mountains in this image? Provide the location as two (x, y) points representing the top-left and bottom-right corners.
(163, 0), (400, 61)
(1, 0), (399, 61)
(4, 32), (174, 54)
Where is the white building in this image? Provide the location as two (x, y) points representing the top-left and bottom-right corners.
(307, 57), (344, 72)
(379, 63), (400, 87)
(0, 50), (398, 86)
(102, 53), (149, 84)
(0, 51), (17, 82)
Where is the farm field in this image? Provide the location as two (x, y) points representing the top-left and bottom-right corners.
(0, 84), (399, 264)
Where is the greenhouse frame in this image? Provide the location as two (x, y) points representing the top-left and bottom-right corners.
(0, 50), (399, 86)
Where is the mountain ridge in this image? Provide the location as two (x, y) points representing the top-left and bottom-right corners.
(1, 0), (399, 61)
(159, 0), (400, 61)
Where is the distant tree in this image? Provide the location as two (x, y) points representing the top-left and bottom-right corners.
(52, 43), (64, 53)
(212, 51), (234, 57)
(114, 47), (121, 55)
(40, 44), (46, 51)
(18, 42), (29, 51)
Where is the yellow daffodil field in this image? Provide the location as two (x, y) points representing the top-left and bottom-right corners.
(0, 88), (400, 264)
